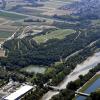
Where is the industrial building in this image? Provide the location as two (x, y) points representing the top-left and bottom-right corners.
(4, 85), (33, 100)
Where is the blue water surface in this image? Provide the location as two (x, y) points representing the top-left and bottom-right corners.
(77, 78), (100, 100)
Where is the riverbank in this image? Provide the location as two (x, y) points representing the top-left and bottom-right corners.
(73, 72), (100, 100)
(41, 52), (100, 100)
(78, 72), (100, 93)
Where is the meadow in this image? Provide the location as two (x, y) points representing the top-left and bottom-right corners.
(33, 29), (75, 43)
(0, 11), (27, 20)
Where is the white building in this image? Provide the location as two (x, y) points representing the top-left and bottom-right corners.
(4, 85), (33, 100)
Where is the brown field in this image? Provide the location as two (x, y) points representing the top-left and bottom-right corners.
(0, 25), (17, 32)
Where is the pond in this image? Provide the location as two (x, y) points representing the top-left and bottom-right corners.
(21, 65), (46, 74)
(77, 78), (100, 100)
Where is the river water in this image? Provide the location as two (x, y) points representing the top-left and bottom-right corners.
(77, 78), (100, 100)
(41, 52), (100, 100)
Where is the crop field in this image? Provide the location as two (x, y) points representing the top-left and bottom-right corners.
(0, 0), (77, 44)
(0, 11), (27, 20)
(0, 11), (27, 42)
(40, 0), (78, 16)
(0, 22), (16, 42)
(0, 31), (13, 38)
(33, 29), (75, 43)
(0, 21), (17, 40)
(11, 0), (73, 18)
(0, 30), (14, 42)
(15, 7), (44, 16)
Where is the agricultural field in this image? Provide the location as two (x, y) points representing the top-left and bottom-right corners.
(0, 10), (28, 42)
(0, 32), (13, 43)
(7, 0), (74, 18)
(0, 11), (27, 20)
(0, 19), (16, 41)
(0, 31), (13, 38)
(33, 29), (75, 43)
(0, 0), (77, 35)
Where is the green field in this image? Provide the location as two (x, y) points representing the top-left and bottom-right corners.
(0, 11), (27, 20)
(33, 29), (75, 43)
(0, 31), (13, 38)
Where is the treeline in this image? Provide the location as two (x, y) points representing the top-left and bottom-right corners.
(53, 14), (99, 22)
(53, 14), (79, 22)
(0, 67), (28, 85)
(53, 19), (92, 29)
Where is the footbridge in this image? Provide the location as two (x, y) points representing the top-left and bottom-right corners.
(75, 91), (90, 97)
(44, 85), (90, 97)
(44, 85), (61, 91)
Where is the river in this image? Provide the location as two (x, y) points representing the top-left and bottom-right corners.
(77, 78), (100, 100)
(41, 52), (100, 100)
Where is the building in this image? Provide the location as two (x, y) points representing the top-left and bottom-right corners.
(4, 85), (33, 100)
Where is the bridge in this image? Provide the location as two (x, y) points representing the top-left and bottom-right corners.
(75, 91), (90, 97)
(44, 85), (90, 97)
(44, 84), (61, 91)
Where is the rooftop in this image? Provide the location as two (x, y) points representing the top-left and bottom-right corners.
(4, 85), (33, 100)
